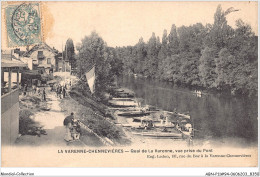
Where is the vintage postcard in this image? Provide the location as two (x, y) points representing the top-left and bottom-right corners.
(1, 1), (258, 171)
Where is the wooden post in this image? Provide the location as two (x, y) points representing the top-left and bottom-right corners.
(8, 68), (12, 92)
(1, 69), (4, 86)
(17, 70), (19, 88)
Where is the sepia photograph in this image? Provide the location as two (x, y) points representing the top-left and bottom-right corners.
(0, 1), (258, 173)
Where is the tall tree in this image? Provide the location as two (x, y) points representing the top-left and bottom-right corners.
(205, 5), (236, 50)
(168, 24), (179, 55)
(134, 37), (147, 74)
(146, 32), (158, 77)
(157, 30), (168, 78)
(65, 38), (76, 70)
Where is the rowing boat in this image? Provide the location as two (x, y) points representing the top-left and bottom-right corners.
(132, 131), (182, 138)
(108, 100), (138, 107)
(117, 111), (150, 117)
(112, 98), (135, 101)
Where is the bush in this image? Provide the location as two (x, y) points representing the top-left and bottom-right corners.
(19, 109), (35, 135)
(82, 117), (121, 140)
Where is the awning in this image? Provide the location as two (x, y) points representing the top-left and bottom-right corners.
(1, 59), (27, 68)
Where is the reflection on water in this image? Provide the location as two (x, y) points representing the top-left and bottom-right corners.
(118, 76), (258, 147)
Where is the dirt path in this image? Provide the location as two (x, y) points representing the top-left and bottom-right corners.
(15, 88), (84, 147)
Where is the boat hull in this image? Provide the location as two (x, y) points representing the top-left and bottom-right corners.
(118, 111), (150, 117)
(132, 132), (183, 138)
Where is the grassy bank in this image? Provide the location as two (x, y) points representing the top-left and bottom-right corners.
(60, 90), (131, 146)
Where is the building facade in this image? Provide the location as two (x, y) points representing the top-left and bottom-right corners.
(22, 43), (59, 74)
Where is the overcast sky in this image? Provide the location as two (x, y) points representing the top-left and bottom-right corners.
(2, 1), (258, 51)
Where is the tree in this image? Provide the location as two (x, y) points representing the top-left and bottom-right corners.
(227, 19), (257, 96)
(199, 47), (217, 88)
(134, 37), (147, 74)
(64, 38), (76, 70)
(105, 47), (123, 76)
(114, 5), (257, 97)
(157, 30), (168, 78)
(168, 24), (179, 55)
(76, 31), (111, 95)
(146, 32), (158, 77)
(205, 5), (236, 50)
(215, 48), (236, 90)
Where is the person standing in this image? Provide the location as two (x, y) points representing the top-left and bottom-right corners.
(34, 85), (37, 94)
(37, 87), (41, 96)
(23, 85), (26, 96)
(52, 83), (56, 92)
(160, 114), (164, 125)
(32, 85), (35, 94)
(165, 116), (169, 126)
(63, 86), (66, 98)
(63, 112), (74, 142)
(59, 85), (62, 99)
(50, 84), (53, 92)
(23, 84), (28, 96)
(42, 88), (46, 101)
(56, 84), (59, 97)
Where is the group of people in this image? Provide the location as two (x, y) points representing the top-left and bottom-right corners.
(160, 113), (170, 126)
(52, 83), (67, 99)
(141, 119), (154, 129)
(63, 112), (81, 142)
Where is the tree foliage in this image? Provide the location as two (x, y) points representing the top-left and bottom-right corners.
(64, 38), (76, 70)
(115, 5), (257, 96)
(76, 31), (122, 96)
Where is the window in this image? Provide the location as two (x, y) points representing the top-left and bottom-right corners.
(38, 60), (42, 64)
(37, 51), (44, 59)
(47, 58), (51, 64)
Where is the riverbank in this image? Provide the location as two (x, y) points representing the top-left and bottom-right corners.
(60, 85), (131, 146)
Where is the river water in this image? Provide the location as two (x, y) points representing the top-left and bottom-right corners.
(118, 76), (258, 147)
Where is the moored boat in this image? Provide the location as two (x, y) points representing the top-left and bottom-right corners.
(112, 92), (134, 98)
(115, 88), (124, 92)
(112, 98), (135, 101)
(132, 131), (183, 138)
(117, 111), (150, 117)
(162, 111), (191, 119)
(108, 100), (138, 107)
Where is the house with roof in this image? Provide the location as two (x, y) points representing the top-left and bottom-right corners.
(22, 42), (60, 74)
